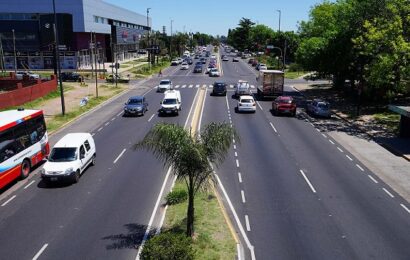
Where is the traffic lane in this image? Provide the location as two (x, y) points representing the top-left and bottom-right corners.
(260, 106), (410, 258)
(226, 95), (356, 259)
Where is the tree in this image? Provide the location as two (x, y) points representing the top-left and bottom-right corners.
(135, 122), (237, 237)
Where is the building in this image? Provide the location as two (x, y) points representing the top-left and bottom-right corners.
(0, 0), (150, 70)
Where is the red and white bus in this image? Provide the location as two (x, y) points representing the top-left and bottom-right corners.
(0, 109), (49, 189)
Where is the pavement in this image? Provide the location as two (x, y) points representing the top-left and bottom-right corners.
(292, 83), (410, 201)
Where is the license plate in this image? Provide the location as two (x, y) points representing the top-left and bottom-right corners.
(50, 177), (58, 181)
(166, 111), (171, 114)
(284, 110), (289, 113)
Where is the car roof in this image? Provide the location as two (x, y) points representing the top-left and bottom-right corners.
(54, 133), (92, 148)
(160, 79), (171, 83)
(128, 96), (144, 100)
(239, 95), (254, 99)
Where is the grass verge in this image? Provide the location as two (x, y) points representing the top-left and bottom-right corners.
(164, 181), (236, 260)
(373, 111), (400, 133)
(130, 61), (170, 78)
(285, 71), (307, 79)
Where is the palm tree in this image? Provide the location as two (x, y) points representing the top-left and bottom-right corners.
(135, 122), (238, 237)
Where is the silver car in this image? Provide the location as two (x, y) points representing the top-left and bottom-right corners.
(306, 99), (331, 118)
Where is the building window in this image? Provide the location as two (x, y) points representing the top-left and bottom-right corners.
(94, 16), (99, 23)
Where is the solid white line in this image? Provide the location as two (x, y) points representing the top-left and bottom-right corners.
(198, 86), (207, 133)
(97, 127), (103, 132)
(368, 175), (378, 184)
(1, 195), (16, 207)
(241, 190), (246, 203)
(236, 159), (240, 168)
(156, 204), (168, 235)
(245, 215), (251, 231)
(337, 147), (344, 153)
(299, 170), (317, 193)
(238, 172), (242, 183)
(183, 88), (200, 128)
(256, 101), (263, 110)
(346, 155), (353, 161)
(32, 243), (48, 260)
(382, 188), (394, 198)
(400, 204), (410, 214)
(322, 133), (327, 138)
(105, 122), (110, 126)
(270, 122), (278, 133)
(214, 174), (255, 259)
(117, 111), (123, 117)
(148, 114), (155, 122)
(136, 167), (174, 260)
(24, 180), (35, 189)
(233, 145), (236, 150)
(329, 140), (335, 145)
(356, 164), (365, 171)
(237, 244), (243, 260)
(113, 149), (126, 164)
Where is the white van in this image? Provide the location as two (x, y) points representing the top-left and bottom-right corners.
(41, 133), (96, 184)
(159, 90), (182, 115)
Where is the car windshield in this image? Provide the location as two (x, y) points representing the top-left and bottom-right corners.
(237, 83), (249, 89)
(49, 148), (77, 162)
(318, 103), (329, 109)
(214, 83), (225, 89)
(128, 99), (142, 105)
(160, 81), (170, 85)
(163, 98), (177, 105)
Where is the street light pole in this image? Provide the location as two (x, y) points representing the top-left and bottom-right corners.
(276, 10), (281, 33)
(12, 29), (17, 74)
(146, 8), (151, 69)
(53, 0), (65, 115)
(170, 19), (173, 60)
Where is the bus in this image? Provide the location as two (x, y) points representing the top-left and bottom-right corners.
(0, 109), (49, 189)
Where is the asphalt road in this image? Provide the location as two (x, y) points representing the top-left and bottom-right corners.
(1, 46), (410, 260)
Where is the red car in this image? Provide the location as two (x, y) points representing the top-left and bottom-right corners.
(272, 96), (297, 116)
(251, 59), (258, 66)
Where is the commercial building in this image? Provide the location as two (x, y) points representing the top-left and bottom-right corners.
(0, 0), (150, 70)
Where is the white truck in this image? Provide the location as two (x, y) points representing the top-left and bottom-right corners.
(159, 90), (182, 115)
(256, 70), (284, 99)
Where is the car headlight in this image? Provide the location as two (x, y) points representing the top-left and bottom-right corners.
(64, 168), (74, 175)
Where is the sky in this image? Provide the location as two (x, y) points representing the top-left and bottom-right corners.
(104, 0), (323, 36)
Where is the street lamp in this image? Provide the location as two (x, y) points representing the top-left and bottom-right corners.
(276, 10), (281, 33)
(170, 19), (173, 60)
(146, 8), (151, 67)
(12, 29), (17, 74)
(52, 0), (65, 115)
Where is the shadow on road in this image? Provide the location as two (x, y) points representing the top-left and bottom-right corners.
(102, 223), (152, 250)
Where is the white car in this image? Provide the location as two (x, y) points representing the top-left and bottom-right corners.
(160, 90), (182, 116)
(177, 58), (184, 64)
(222, 56), (229, 61)
(157, 79), (173, 92)
(237, 95), (256, 113)
(15, 71), (40, 80)
(259, 65), (268, 70)
(171, 59), (179, 66)
(41, 133), (96, 184)
(181, 62), (189, 70)
(211, 54), (216, 59)
(209, 68), (220, 77)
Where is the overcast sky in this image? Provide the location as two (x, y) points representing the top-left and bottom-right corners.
(104, 0), (324, 36)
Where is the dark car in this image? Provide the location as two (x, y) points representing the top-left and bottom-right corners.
(211, 82), (227, 96)
(248, 58), (255, 64)
(123, 96), (148, 116)
(187, 58), (193, 65)
(251, 59), (258, 66)
(200, 58), (207, 64)
(272, 96), (296, 116)
(194, 65), (203, 73)
(61, 72), (81, 82)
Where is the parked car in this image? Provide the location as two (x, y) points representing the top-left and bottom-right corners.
(306, 99), (331, 118)
(15, 71), (40, 80)
(259, 64), (268, 70)
(209, 68), (220, 77)
(61, 72), (81, 82)
(157, 79), (173, 92)
(106, 74), (130, 83)
(194, 64), (203, 73)
(251, 59), (258, 66)
(256, 63), (266, 70)
(236, 95), (256, 113)
(123, 96), (148, 116)
(41, 133), (96, 184)
(211, 82), (227, 96)
(272, 96), (296, 116)
(232, 57), (239, 62)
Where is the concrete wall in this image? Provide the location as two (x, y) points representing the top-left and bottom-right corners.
(0, 76), (57, 109)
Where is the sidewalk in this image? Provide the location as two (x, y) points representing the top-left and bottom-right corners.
(293, 82), (410, 202)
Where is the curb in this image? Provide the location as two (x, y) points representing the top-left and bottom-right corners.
(293, 86), (410, 162)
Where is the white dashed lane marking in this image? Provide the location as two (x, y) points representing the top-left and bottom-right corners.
(24, 180), (35, 189)
(32, 244), (48, 260)
(236, 159), (240, 168)
(299, 170), (317, 193)
(245, 215), (251, 231)
(241, 190), (246, 203)
(383, 188), (395, 198)
(346, 155), (353, 161)
(329, 140), (335, 145)
(368, 175), (378, 184)
(337, 147), (344, 153)
(400, 204), (410, 214)
(356, 164), (365, 171)
(1, 195), (16, 207)
(238, 172), (242, 183)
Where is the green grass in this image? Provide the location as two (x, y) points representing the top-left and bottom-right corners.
(130, 61), (170, 78)
(164, 181), (236, 260)
(285, 71), (307, 79)
(373, 112), (400, 133)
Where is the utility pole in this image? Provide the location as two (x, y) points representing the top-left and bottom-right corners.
(146, 8), (151, 70)
(276, 10), (281, 33)
(12, 29), (17, 74)
(0, 34), (5, 73)
(53, 0), (65, 115)
(170, 19), (173, 60)
(93, 32), (98, 97)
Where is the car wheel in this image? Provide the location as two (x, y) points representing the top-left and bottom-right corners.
(20, 159), (31, 179)
(91, 154), (96, 166)
(73, 170), (80, 183)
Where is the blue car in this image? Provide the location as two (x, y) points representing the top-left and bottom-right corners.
(123, 96), (148, 116)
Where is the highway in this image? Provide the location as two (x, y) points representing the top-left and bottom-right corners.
(0, 46), (410, 259)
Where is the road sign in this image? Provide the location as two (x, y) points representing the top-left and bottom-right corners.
(266, 45), (274, 49)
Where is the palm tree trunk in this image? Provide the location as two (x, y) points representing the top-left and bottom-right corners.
(186, 176), (195, 237)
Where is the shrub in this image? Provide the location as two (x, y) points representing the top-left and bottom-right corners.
(141, 232), (194, 260)
(166, 189), (188, 205)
